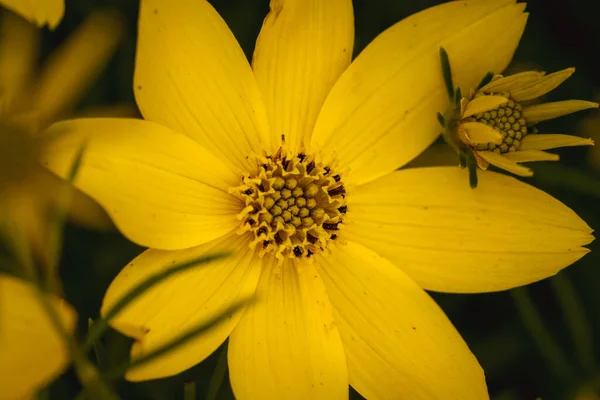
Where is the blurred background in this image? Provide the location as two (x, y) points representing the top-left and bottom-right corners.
(1, 0), (600, 399)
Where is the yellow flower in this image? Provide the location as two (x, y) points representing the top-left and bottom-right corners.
(41, 0), (593, 399)
(449, 68), (598, 177)
(0, 273), (76, 400)
(0, 8), (124, 260)
(0, 0), (64, 29)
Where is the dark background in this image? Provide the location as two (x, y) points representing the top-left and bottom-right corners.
(35, 0), (600, 398)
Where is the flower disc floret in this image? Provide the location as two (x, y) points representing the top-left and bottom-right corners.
(233, 150), (347, 260)
(467, 92), (529, 153)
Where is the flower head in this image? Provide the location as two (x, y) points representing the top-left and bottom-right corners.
(0, 8), (124, 260)
(42, 0), (593, 399)
(444, 67), (598, 179)
(0, 273), (76, 399)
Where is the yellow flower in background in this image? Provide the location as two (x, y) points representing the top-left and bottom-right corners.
(0, 8), (125, 261)
(0, 273), (77, 400)
(581, 92), (600, 171)
(42, 0), (593, 399)
(449, 68), (597, 176)
(0, 0), (64, 29)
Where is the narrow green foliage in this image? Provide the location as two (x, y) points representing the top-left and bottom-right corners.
(454, 87), (462, 107)
(84, 252), (231, 351)
(439, 47), (454, 101)
(550, 274), (595, 374)
(206, 345), (229, 400)
(436, 112), (445, 127)
(476, 72), (495, 91)
(184, 381), (196, 400)
(88, 318), (106, 369)
(510, 287), (575, 383)
(103, 300), (250, 381)
(66, 141), (87, 182)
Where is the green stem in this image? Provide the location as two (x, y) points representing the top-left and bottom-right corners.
(206, 344), (229, 400)
(184, 381), (196, 400)
(550, 274), (594, 374)
(510, 287), (575, 383)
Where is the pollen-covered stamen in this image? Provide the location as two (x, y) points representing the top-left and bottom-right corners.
(465, 92), (529, 153)
(232, 150), (346, 260)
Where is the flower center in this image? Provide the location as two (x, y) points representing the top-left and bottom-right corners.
(234, 150), (346, 260)
(466, 93), (529, 153)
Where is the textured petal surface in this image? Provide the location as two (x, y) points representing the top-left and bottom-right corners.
(520, 134), (595, 151)
(344, 167), (593, 293)
(463, 95), (508, 118)
(462, 121), (503, 144)
(317, 242), (488, 400)
(510, 68), (574, 102)
(502, 149), (559, 163)
(134, 0), (270, 172)
(229, 257), (347, 400)
(311, 0), (527, 185)
(480, 71), (543, 93)
(523, 100), (599, 124)
(252, 0), (353, 154)
(477, 150), (534, 176)
(0, 274), (76, 399)
(101, 232), (261, 381)
(41, 118), (242, 250)
(0, 0), (64, 29)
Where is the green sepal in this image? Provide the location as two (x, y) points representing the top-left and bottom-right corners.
(476, 72), (494, 91)
(454, 87), (462, 106)
(439, 47), (454, 101)
(436, 112), (445, 127)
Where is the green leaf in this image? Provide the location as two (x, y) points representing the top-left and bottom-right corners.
(510, 287), (575, 383)
(206, 344), (229, 400)
(476, 72), (494, 91)
(439, 47), (454, 101)
(184, 381), (196, 400)
(550, 274), (594, 374)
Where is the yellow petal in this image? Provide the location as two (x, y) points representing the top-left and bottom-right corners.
(479, 70), (544, 93)
(41, 118), (242, 250)
(461, 121), (503, 144)
(477, 150), (534, 176)
(30, 9), (124, 126)
(311, 0), (527, 186)
(0, 274), (76, 399)
(344, 167), (593, 293)
(0, 11), (39, 111)
(134, 0), (270, 173)
(0, 0), (64, 29)
(523, 100), (599, 125)
(502, 149), (559, 163)
(510, 68), (574, 102)
(316, 242), (487, 399)
(101, 232), (261, 381)
(229, 257), (348, 400)
(520, 133), (595, 151)
(463, 95), (508, 118)
(252, 0), (353, 154)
